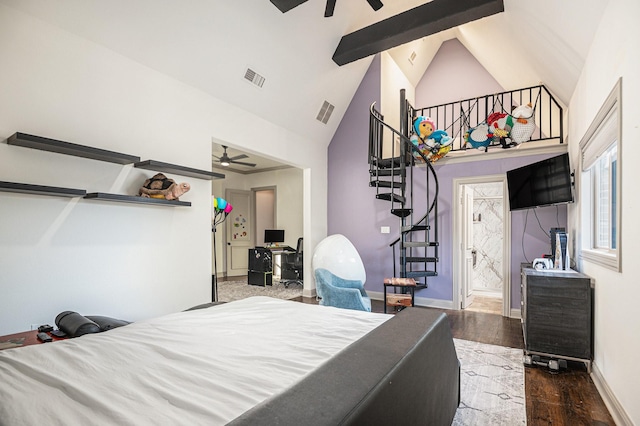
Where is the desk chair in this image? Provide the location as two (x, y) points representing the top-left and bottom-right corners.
(281, 237), (303, 288)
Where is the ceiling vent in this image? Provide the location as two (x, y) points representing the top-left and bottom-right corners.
(316, 100), (335, 124)
(244, 68), (265, 88)
(408, 51), (417, 65)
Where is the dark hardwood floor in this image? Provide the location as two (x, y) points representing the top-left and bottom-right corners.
(292, 296), (615, 425)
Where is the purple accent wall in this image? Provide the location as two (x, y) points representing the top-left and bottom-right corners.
(328, 55), (395, 291)
(428, 156), (568, 309)
(415, 39), (504, 106)
(327, 46), (568, 310)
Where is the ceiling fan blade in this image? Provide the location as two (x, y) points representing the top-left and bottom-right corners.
(231, 160), (256, 167)
(270, 0), (309, 13)
(228, 154), (249, 161)
(366, 0), (383, 11)
(212, 155), (222, 160)
(325, 0), (336, 17)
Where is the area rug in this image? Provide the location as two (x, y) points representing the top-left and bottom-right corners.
(217, 279), (303, 303)
(452, 338), (526, 425)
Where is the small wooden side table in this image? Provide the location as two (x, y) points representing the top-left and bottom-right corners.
(383, 277), (417, 313)
(0, 330), (66, 351)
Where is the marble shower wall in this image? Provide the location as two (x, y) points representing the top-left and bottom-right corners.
(471, 182), (504, 295)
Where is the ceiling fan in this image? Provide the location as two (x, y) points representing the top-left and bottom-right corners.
(270, 0), (382, 17)
(324, 0), (382, 17)
(213, 146), (256, 167)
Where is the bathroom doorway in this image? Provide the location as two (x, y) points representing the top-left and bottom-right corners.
(453, 175), (511, 316)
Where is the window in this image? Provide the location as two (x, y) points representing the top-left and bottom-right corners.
(580, 78), (621, 271)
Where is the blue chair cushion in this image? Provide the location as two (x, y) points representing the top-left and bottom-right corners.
(314, 268), (371, 312)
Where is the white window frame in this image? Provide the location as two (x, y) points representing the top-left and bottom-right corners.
(579, 78), (622, 271)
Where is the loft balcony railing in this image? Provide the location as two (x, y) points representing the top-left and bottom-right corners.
(405, 84), (563, 152)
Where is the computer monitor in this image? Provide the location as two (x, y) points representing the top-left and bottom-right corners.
(264, 229), (285, 245)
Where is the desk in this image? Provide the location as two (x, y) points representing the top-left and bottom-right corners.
(268, 248), (294, 279)
(248, 247), (296, 285)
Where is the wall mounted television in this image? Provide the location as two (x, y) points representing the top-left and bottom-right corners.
(506, 153), (574, 211)
(264, 229), (285, 244)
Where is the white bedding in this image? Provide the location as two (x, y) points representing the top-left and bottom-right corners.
(0, 297), (390, 425)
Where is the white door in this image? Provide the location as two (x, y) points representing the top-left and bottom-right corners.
(462, 185), (475, 309)
(226, 189), (253, 276)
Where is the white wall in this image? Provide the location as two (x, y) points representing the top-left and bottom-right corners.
(380, 52), (415, 156)
(567, 0), (640, 423)
(0, 5), (326, 334)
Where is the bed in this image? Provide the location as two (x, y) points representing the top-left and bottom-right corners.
(0, 297), (460, 425)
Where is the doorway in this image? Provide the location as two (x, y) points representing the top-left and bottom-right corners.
(223, 187), (277, 277)
(225, 189), (253, 277)
(254, 187), (277, 247)
(453, 175), (511, 316)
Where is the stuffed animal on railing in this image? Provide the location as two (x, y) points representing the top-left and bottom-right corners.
(510, 103), (536, 144)
(464, 122), (493, 152)
(410, 116), (435, 162)
(486, 112), (516, 149)
(424, 129), (453, 162)
(410, 116), (452, 163)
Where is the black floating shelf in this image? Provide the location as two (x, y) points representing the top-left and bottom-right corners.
(134, 160), (224, 180)
(7, 133), (140, 164)
(84, 192), (191, 207)
(0, 181), (86, 198)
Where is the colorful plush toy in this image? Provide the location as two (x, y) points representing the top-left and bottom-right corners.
(510, 103), (536, 144)
(409, 116), (435, 162)
(424, 129), (453, 162)
(139, 173), (190, 200)
(409, 116), (452, 163)
(464, 123), (493, 152)
(486, 112), (515, 148)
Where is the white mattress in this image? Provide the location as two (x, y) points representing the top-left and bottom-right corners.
(0, 297), (390, 425)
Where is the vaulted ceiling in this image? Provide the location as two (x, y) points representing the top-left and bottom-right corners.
(1, 0), (607, 151)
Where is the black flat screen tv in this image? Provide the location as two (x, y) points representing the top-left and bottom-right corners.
(506, 153), (574, 211)
(264, 229), (285, 244)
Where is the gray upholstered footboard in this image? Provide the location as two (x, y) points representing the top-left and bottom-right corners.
(229, 307), (460, 426)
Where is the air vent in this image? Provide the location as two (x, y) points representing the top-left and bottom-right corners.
(408, 51), (417, 65)
(244, 68), (265, 88)
(316, 100), (335, 124)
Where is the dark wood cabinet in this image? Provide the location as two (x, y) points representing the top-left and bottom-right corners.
(521, 267), (593, 370)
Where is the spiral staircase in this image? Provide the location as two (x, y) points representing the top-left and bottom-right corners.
(368, 89), (439, 290)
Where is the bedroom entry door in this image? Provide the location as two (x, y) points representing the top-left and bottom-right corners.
(225, 189), (252, 276)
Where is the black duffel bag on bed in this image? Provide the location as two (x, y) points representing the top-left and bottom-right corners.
(55, 311), (101, 337)
(55, 312), (131, 338)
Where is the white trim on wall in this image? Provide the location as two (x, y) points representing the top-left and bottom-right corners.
(591, 363), (633, 426)
(578, 78), (622, 273)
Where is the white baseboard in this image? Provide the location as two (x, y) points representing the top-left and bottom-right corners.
(591, 362), (633, 426)
(510, 308), (522, 319)
(368, 291), (455, 310)
(302, 288), (316, 299)
(472, 289), (502, 298)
